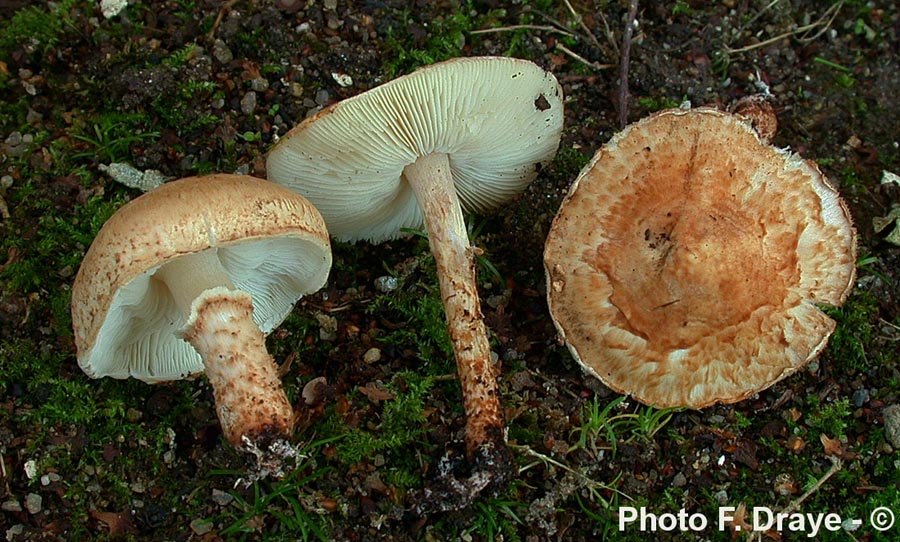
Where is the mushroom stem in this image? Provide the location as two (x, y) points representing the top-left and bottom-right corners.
(402, 152), (505, 457)
(154, 252), (295, 474)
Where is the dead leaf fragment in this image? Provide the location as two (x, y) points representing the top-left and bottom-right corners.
(90, 509), (135, 535)
(358, 382), (394, 404)
(820, 433), (844, 457)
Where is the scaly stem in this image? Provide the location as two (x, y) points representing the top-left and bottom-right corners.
(402, 152), (505, 457)
(154, 251), (295, 477)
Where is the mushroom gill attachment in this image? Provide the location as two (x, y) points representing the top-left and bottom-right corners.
(544, 107), (856, 409)
(71, 175), (332, 479)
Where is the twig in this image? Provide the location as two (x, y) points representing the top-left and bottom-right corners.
(561, 0), (604, 53)
(470, 24), (576, 38)
(735, 0), (782, 36)
(748, 457), (843, 542)
(781, 456), (842, 516)
(555, 43), (616, 71)
(207, 0), (240, 42)
(618, 0), (639, 128)
(521, 5), (575, 37)
(724, 1), (843, 55)
(797, 0), (844, 43)
(596, 10), (618, 58)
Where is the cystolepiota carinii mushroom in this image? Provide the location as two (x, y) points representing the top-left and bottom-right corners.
(72, 174), (331, 477)
(267, 56), (563, 487)
(544, 107), (856, 409)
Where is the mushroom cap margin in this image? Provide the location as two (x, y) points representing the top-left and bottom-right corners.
(543, 107), (857, 408)
(266, 56), (564, 243)
(71, 174), (332, 383)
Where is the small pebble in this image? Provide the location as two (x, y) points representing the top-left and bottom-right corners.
(713, 489), (728, 506)
(212, 38), (233, 64)
(250, 77), (269, 92)
(25, 493), (42, 514)
(39, 473), (61, 486)
(126, 407), (143, 423)
(363, 347), (381, 364)
(23, 460), (37, 480)
(851, 388), (869, 408)
(315, 313), (338, 342)
(1, 500), (22, 512)
(302, 376), (327, 405)
(26, 109), (43, 123)
(5, 132), (22, 146)
(314, 88), (330, 106)
(882, 404), (900, 448)
(374, 276), (398, 292)
(212, 489), (234, 506)
(672, 472), (687, 487)
(240, 91), (257, 114)
(190, 519), (214, 535)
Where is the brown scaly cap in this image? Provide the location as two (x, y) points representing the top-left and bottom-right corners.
(72, 174), (332, 382)
(544, 107), (856, 408)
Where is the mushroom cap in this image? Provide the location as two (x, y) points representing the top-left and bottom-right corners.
(266, 56), (564, 243)
(71, 174), (332, 383)
(544, 107), (856, 408)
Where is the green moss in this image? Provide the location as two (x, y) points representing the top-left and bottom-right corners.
(379, 4), (510, 78)
(805, 396), (852, 439)
(552, 144), (591, 180)
(0, 0), (81, 60)
(329, 371), (433, 466)
(823, 289), (884, 372)
(1, 185), (128, 303)
(636, 95), (683, 112)
(367, 277), (454, 371)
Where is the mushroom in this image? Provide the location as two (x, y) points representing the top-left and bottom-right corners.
(266, 56), (563, 480)
(544, 107), (856, 409)
(71, 174), (332, 477)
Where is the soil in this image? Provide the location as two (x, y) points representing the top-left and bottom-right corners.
(1, 1), (898, 541)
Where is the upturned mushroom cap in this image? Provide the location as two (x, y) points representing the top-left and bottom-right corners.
(544, 107), (856, 408)
(266, 56), (564, 242)
(72, 174), (332, 383)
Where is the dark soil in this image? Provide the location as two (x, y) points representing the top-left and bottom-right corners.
(1, 1), (898, 541)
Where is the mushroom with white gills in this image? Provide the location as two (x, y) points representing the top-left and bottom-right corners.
(543, 107), (856, 409)
(266, 56), (563, 499)
(71, 174), (332, 479)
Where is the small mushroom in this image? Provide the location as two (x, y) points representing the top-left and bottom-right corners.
(544, 107), (856, 408)
(266, 56), (563, 492)
(71, 174), (332, 478)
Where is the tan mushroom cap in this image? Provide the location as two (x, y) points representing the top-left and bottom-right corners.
(544, 107), (856, 408)
(72, 174), (332, 383)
